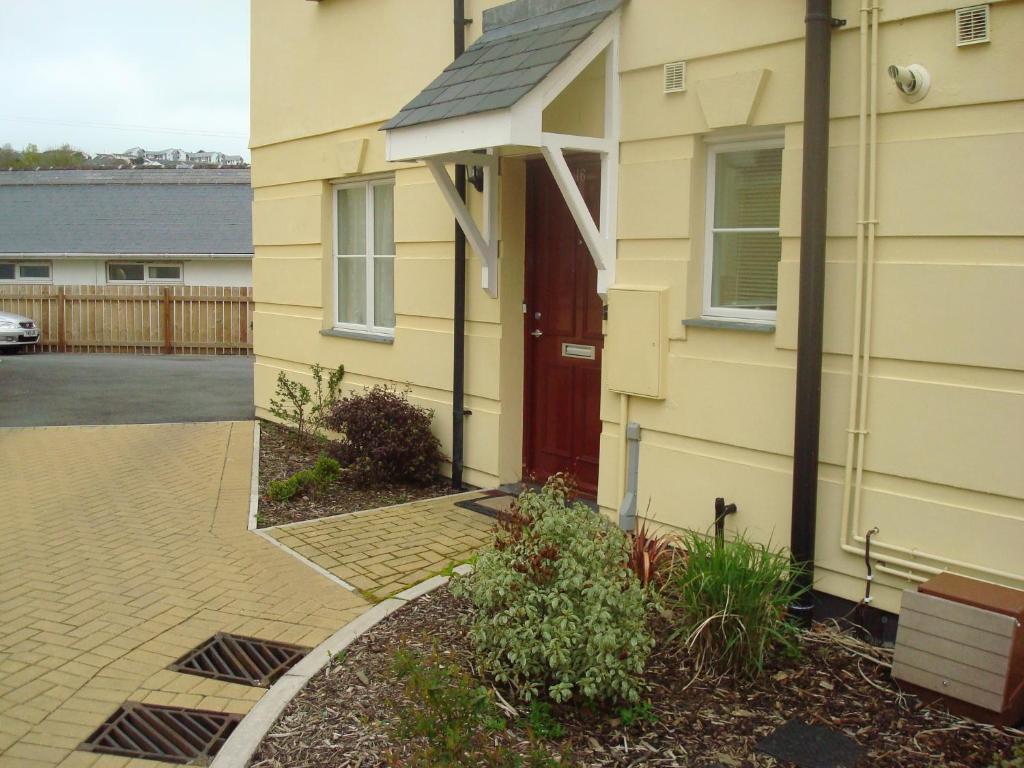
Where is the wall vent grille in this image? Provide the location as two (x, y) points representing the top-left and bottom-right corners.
(956, 5), (990, 46)
(663, 61), (687, 93)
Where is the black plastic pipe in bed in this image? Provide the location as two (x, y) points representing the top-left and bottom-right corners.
(790, 0), (839, 624)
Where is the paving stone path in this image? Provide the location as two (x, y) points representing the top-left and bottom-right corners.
(264, 491), (497, 601)
(0, 422), (368, 767)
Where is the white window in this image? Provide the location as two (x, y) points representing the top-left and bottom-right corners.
(107, 262), (183, 283)
(703, 138), (784, 322)
(0, 262), (52, 282)
(333, 178), (395, 336)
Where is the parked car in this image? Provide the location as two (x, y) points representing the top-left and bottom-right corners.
(0, 310), (40, 353)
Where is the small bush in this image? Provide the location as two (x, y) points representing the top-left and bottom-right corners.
(627, 517), (676, 588)
(664, 531), (805, 678)
(388, 647), (563, 768)
(452, 476), (654, 704)
(991, 743), (1024, 768)
(268, 363), (345, 443)
(266, 454), (340, 502)
(326, 385), (445, 487)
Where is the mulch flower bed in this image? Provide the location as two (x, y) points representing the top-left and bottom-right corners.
(250, 584), (1023, 767)
(257, 420), (453, 528)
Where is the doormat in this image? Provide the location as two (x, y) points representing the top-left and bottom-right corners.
(455, 489), (515, 519)
(756, 718), (865, 768)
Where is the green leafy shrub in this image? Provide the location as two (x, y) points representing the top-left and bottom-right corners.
(991, 743), (1024, 768)
(388, 647), (563, 768)
(326, 385), (445, 487)
(452, 476), (654, 704)
(664, 531), (805, 678)
(268, 363), (345, 443)
(266, 454), (340, 502)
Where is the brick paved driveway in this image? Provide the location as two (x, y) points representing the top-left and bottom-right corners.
(0, 422), (367, 767)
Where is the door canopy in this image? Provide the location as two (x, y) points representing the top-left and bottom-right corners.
(383, 0), (624, 297)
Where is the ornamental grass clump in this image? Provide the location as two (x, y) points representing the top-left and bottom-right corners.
(451, 476), (654, 704)
(665, 531), (805, 678)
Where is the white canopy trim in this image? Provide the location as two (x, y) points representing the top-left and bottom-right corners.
(385, 12), (621, 298)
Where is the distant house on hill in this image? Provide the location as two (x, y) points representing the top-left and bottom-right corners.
(0, 169), (253, 287)
(146, 148), (186, 163)
(186, 150), (224, 165)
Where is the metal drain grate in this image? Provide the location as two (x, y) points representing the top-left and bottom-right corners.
(79, 702), (241, 763)
(169, 632), (310, 687)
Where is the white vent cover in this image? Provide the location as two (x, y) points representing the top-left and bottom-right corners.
(955, 4), (990, 46)
(663, 61), (687, 94)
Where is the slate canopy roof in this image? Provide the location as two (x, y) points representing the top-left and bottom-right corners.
(0, 170), (253, 256)
(382, 0), (622, 131)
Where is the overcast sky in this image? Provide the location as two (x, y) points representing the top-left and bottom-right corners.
(0, 0), (250, 159)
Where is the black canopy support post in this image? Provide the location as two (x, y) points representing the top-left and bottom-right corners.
(790, 0), (836, 626)
(451, 0), (469, 490)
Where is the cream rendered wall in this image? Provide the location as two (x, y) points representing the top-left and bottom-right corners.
(252, 0), (1024, 613)
(603, 0), (1024, 612)
(251, 0), (521, 489)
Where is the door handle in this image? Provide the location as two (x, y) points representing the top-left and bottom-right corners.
(531, 329), (543, 338)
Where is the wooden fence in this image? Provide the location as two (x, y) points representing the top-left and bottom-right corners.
(0, 285), (253, 355)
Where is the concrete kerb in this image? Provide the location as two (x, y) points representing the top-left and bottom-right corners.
(210, 567), (472, 768)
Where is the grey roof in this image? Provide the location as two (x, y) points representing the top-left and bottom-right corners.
(0, 170), (253, 255)
(382, 0), (621, 131)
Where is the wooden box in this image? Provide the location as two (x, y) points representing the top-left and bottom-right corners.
(892, 573), (1024, 726)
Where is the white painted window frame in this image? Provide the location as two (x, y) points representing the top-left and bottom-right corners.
(106, 261), (183, 285)
(331, 176), (396, 337)
(0, 261), (53, 283)
(702, 136), (784, 323)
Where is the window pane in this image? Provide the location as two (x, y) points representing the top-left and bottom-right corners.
(373, 184), (395, 256)
(108, 263), (145, 281)
(374, 257), (395, 328)
(0, 263), (17, 280)
(19, 264), (50, 279)
(711, 231), (781, 310)
(337, 257), (366, 325)
(714, 148), (782, 229)
(336, 187), (366, 255)
(148, 265), (181, 280)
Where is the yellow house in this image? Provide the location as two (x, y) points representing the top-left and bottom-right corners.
(250, 0), (1024, 620)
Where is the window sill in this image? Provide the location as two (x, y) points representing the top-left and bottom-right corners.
(682, 317), (775, 333)
(320, 327), (395, 344)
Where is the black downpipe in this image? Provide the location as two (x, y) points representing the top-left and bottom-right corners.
(790, 0), (836, 624)
(451, 0), (468, 490)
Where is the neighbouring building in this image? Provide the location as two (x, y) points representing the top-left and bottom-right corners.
(0, 169), (253, 287)
(146, 148), (186, 163)
(187, 151), (225, 165)
(250, 0), (1023, 617)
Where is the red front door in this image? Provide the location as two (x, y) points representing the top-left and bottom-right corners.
(524, 156), (603, 496)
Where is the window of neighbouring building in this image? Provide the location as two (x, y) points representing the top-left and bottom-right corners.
(704, 139), (783, 322)
(107, 262), (183, 283)
(333, 178), (395, 336)
(0, 262), (52, 282)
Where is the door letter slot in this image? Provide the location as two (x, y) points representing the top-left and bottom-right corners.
(561, 343), (596, 360)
